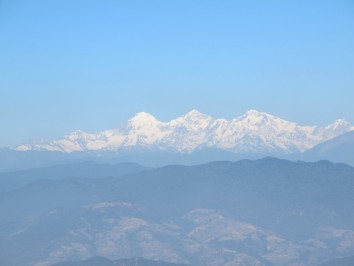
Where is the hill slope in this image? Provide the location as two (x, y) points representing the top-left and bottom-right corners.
(303, 130), (354, 166)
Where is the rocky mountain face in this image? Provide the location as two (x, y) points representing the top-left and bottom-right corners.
(16, 110), (353, 154)
(1, 158), (354, 266)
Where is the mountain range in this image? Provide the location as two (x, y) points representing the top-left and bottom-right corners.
(1, 158), (354, 266)
(16, 110), (354, 154)
(318, 256), (354, 266)
(50, 256), (191, 266)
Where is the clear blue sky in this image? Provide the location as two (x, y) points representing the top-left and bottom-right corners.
(1, 0), (353, 147)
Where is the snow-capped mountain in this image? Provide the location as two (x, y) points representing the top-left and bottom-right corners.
(16, 110), (354, 154)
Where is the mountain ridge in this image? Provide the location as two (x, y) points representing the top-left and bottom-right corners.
(1, 158), (354, 266)
(50, 256), (192, 266)
(16, 110), (353, 154)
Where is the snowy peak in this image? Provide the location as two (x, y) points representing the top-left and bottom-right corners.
(170, 110), (213, 129)
(237, 110), (272, 124)
(322, 118), (352, 140)
(16, 110), (353, 154)
(66, 130), (90, 140)
(183, 109), (211, 120)
(237, 110), (286, 124)
(244, 109), (268, 117)
(326, 118), (350, 131)
(185, 109), (204, 116)
(128, 112), (159, 127)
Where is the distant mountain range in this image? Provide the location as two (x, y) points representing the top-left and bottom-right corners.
(0, 110), (352, 172)
(16, 110), (353, 154)
(50, 256), (191, 266)
(318, 255), (354, 266)
(2, 130), (354, 172)
(52, 255), (354, 266)
(1, 158), (354, 265)
(51, 256), (354, 266)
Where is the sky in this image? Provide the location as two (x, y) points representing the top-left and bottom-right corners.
(1, 0), (354, 148)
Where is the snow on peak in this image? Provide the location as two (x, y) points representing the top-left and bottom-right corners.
(322, 118), (352, 140)
(234, 110), (279, 127)
(185, 109), (206, 117)
(172, 109), (213, 123)
(130, 112), (158, 121)
(326, 119), (349, 130)
(170, 110), (213, 129)
(16, 144), (32, 151)
(67, 129), (89, 139)
(242, 109), (277, 119)
(128, 112), (159, 127)
(184, 110), (212, 121)
(244, 109), (263, 116)
(16, 110), (353, 154)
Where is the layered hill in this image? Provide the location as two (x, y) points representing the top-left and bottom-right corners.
(1, 158), (354, 265)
